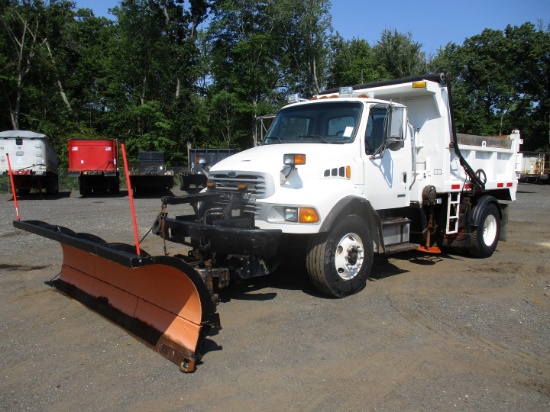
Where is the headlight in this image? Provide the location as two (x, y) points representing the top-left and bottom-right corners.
(284, 207), (298, 222)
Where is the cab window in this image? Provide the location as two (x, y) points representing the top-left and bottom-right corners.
(365, 106), (387, 154)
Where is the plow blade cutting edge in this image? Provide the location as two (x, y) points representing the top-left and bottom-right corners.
(13, 220), (220, 373)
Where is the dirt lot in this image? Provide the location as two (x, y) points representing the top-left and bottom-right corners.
(0, 184), (549, 411)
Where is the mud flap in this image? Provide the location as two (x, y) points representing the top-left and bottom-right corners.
(13, 220), (220, 373)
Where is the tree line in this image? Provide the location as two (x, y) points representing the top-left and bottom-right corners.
(1, 0), (549, 167)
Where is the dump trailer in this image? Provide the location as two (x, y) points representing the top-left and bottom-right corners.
(179, 148), (235, 190)
(13, 74), (522, 372)
(129, 151), (174, 195)
(0, 130), (59, 195)
(68, 139), (120, 195)
(518, 152), (548, 183)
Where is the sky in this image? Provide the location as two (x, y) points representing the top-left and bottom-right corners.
(74, 0), (549, 55)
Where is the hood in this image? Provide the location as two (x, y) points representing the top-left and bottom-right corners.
(211, 143), (356, 175)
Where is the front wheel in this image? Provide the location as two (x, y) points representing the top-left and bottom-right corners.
(468, 203), (500, 258)
(306, 215), (373, 297)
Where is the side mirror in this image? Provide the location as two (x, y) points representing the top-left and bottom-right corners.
(387, 106), (404, 150)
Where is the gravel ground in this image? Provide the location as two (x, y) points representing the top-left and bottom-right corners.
(0, 184), (549, 411)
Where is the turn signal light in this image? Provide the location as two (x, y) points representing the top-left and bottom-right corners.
(299, 208), (319, 223)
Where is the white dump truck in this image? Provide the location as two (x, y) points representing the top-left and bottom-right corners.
(0, 130), (59, 195)
(153, 73), (522, 297)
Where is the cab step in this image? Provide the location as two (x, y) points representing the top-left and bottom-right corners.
(384, 242), (421, 254)
(381, 217), (419, 254)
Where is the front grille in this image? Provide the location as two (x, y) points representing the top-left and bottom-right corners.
(206, 194), (258, 219)
(209, 172), (273, 199)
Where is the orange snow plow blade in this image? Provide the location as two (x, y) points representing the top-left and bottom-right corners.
(13, 220), (220, 373)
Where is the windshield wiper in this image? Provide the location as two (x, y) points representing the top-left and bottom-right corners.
(266, 136), (283, 144)
(300, 135), (328, 143)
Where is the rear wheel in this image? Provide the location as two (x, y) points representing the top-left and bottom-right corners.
(468, 203), (500, 258)
(306, 215), (373, 297)
(46, 176), (59, 195)
(109, 177), (120, 194)
(16, 187), (31, 196)
(79, 178), (90, 196)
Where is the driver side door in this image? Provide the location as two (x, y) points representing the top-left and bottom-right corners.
(363, 104), (412, 210)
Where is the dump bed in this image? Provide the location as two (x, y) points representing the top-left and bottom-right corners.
(68, 139), (118, 175)
(129, 151), (174, 194)
(518, 152), (548, 182)
(188, 149), (235, 174)
(179, 148), (235, 190)
(0, 130), (58, 175)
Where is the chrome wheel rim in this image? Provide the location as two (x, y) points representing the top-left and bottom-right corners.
(334, 232), (365, 280)
(483, 214), (498, 246)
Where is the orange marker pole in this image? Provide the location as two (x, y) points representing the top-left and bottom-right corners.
(120, 144), (141, 256)
(6, 154), (20, 221)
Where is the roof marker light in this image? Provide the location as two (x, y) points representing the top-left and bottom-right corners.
(412, 81), (427, 89)
(339, 86), (354, 96)
(287, 93), (301, 103)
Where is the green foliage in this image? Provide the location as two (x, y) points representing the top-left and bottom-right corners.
(430, 22), (550, 150)
(373, 29), (428, 79)
(273, 0), (332, 95)
(326, 35), (384, 88)
(0, 1), (548, 160)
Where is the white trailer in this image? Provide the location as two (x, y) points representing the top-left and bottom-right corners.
(518, 152), (548, 183)
(155, 74), (522, 297)
(0, 130), (59, 195)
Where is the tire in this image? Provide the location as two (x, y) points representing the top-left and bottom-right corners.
(306, 215), (373, 297)
(182, 176), (190, 191)
(46, 177), (59, 195)
(109, 177), (120, 195)
(468, 203), (500, 258)
(79, 179), (90, 196)
(16, 187), (31, 196)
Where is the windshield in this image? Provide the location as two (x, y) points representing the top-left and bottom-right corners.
(264, 101), (363, 144)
